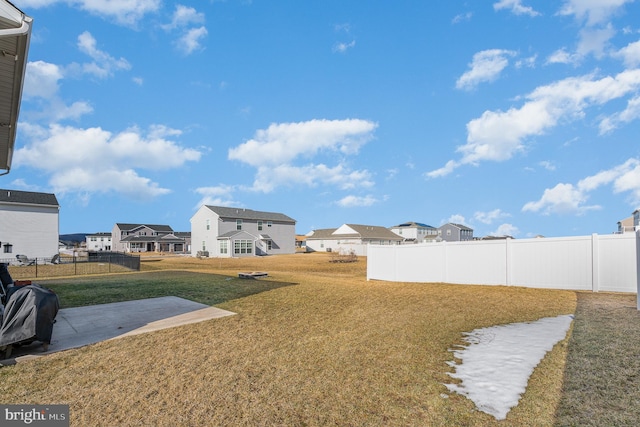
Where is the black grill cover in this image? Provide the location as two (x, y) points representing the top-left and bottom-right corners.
(0, 284), (59, 347)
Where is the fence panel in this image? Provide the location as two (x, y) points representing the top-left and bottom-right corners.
(367, 233), (639, 293)
(509, 236), (593, 290)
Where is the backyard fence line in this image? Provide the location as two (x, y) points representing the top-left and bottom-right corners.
(2, 252), (141, 280)
(367, 232), (640, 295)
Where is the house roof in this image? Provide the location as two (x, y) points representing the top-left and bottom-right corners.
(391, 221), (436, 229)
(440, 222), (474, 231)
(86, 232), (111, 237)
(115, 223), (174, 233)
(307, 224), (403, 241)
(0, 188), (59, 206)
(204, 205), (296, 223)
(120, 234), (185, 243)
(0, 1), (32, 173)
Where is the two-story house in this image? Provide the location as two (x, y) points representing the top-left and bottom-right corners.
(85, 232), (112, 251)
(190, 206), (296, 257)
(438, 223), (474, 242)
(112, 223), (187, 253)
(0, 189), (60, 259)
(389, 221), (439, 243)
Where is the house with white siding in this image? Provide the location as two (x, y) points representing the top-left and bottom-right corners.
(305, 224), (403, 255)
(190, 205), (296, 257)
(85, 232), (112, 251)
(0, 189), (60, 260)
(389, 221), (439, 243)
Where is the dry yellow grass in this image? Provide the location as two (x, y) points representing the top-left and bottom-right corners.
(0, 253), (576, 426)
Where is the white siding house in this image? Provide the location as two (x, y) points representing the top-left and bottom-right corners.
(305, 224), (403, 255)
(85, 232), (112, 251)
(190, 206), (296, 257)
(389, 221), (439, 243)
(0, 189), (60, 260)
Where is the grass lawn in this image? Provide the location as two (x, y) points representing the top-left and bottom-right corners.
(0, 253), (632, 426)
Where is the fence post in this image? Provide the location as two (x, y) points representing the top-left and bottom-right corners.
(636, 230), (640, 310)
(592, 233), (599, 292)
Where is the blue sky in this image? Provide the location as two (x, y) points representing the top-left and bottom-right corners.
(6, 0), (640, 237)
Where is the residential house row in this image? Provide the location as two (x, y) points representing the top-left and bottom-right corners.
(5, 187), (638, 261)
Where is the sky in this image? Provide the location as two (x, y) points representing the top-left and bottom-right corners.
(4, 0), (640, 237)
(444, 314), (574, 420)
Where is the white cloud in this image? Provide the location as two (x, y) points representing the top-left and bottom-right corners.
(576, 24), (615, 59)
(539, 160), (556, 171)
(615, 39), (640, 67)
(474, 209), (510, 224)
(250, 163), (374, 193)
(425, 160), (459, 179)
(228, 119), (377, 194)
(599, 95), (640, 133)
(456, 49), (516, 91)
(229, 119), (377, 167)
(193, 185), (239, 209)
(493, 0), (540, 17)
(75, 31), (131, 79)
(490, 223), (519, 237)
(20, 0), (162, 26)
(444, 214), (469, 226)
(24, 61), (63, 100)
(430, 69), (640, 177)
(546, 48), (579, 65)
(161, 5), (208, 55)
(522, 183), (599, 215)
(557, 0), (633, 27)
(176, 26), (208, 55)
(336, 195), (379, 208)
(162, 4), (205, 30)
(452, 12), (473, 24)
(13, 124), (201, 199)
(333, 40), (356, 53)
(523, 158), (640, 215)
(24, 61), (94, 122)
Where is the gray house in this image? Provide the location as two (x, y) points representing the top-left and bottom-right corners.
(0, 189), (60, 259)
(190, 205), (296, 257)
(438, 223), (474, 242)
(112, 223), (187, 253)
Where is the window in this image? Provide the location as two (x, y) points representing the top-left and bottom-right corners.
(220, 240), (228, 254)
(234, 239), (253, 254)
(3, 244), (12, 254)
(266, 240), (272, 250)
(236, 219), (242, 230)
(202, 241), (206, 251)
(258, 220), (263, 231)
(267, 221), (272, 228)
(91, 237), (97, 241)
(446, 229), (451, 236)
(206, 219), (210, 230)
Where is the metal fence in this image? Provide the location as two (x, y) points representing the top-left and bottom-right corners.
(1, 252), (141, 280)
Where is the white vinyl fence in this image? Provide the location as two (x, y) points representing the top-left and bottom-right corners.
(367, 232), (640, 294)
